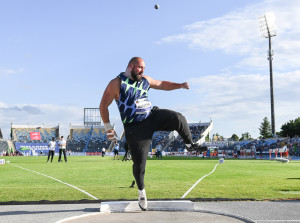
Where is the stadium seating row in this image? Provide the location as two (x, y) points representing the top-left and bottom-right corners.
(67, 126), (109, 152)
(13, 128), (57, 143)
(7, 122), (212, 153)
(166, 125), (208, 152)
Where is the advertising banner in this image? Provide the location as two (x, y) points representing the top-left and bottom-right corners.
(15, 142), (59, 154)
(30, 132), (41, 140)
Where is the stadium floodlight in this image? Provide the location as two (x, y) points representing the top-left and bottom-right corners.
(258, 12), (276, 38)
(84, 108), (101, 126)
(258, 12), (277, 137)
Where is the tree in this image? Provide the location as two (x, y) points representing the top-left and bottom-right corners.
(280, 117), (300, 138)
(205, 133), (210, 142)
(259, 117), (272, 139)
(231, 134), (239, 141)
(212, 133), (219, 141)
(240, 132), (251, 141)
(212, 133), (224, 141)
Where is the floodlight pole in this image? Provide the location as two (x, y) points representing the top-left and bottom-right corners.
(265, 16), (276, 137)
(267, 33), (276, 137)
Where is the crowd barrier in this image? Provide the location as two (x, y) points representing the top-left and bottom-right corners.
(269, 147), (289, 159)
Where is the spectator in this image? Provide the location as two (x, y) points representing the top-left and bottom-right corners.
(155, 144), (162, 159)
(236, 142), (241, 159)
(113, 143), (119, 160)
(102, 147), (106, 157)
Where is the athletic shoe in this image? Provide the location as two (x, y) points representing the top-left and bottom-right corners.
(130, 181), (135, 188)
(138, 189), (147, 211)
(186, 143), (206, 153)
(186, 143), (198, 152)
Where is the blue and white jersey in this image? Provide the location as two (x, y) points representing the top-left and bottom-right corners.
(114, 144), (119, 151)
(116, 73), (151, 124)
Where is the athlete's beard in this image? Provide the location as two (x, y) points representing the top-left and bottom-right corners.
(131, 70), (143, 82)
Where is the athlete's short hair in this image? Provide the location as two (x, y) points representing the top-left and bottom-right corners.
(128, 57), (143, 66)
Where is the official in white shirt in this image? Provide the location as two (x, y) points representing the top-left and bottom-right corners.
(58, 136), (67, 163)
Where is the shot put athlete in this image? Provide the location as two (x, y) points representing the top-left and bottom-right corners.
(99, 57), (202, 211)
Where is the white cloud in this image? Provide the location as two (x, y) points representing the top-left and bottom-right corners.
(172, 70), (300, 138)
(156, 0), (300, 138)
(159, 0), (300, 71)
(0, 103), (83, 139)
(0, 68), (24, 76)
(159, 3), (263, 54)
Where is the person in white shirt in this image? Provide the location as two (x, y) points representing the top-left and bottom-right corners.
(113, 143), (120, 160)
(102, 147), (106, 157)
(58, 136), (67, 163)
(47, 137), (56, 163)
(155, 144), (162, 159)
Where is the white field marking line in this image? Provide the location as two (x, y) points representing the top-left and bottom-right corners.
(256, 221), (300, 222)
(181, 162), (219, 199)
(56, 212), (104, 223)
(8, 163), (99, 200)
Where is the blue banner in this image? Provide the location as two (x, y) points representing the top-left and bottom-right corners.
(15, 142), (59, 154)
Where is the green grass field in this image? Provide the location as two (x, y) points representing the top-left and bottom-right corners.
(1, 156), (300, 202)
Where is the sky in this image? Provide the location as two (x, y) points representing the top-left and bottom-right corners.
(0, 0), (300, 140)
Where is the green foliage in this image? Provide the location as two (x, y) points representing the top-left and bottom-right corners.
(239, 132), (251, 141)
(231, 134), (239, 141)
(0, 156), (300, 202)
(205, 134), (210, 142)
(280, 117), (300, 138)
(212, 133), (224, 141)
(259, 117), (272, 139)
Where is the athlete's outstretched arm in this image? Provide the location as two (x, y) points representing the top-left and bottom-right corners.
(144, 75), (189, 91)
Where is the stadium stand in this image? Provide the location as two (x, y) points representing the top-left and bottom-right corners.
(154, 121), (213, 152)
(7, 120), (215, 155)
(151, 131), (172, 149)
(10, 124), (59, 155)
(11, 124), (59, 143)
(67, 125), (109, 152)
(208, 136), (300, 159)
